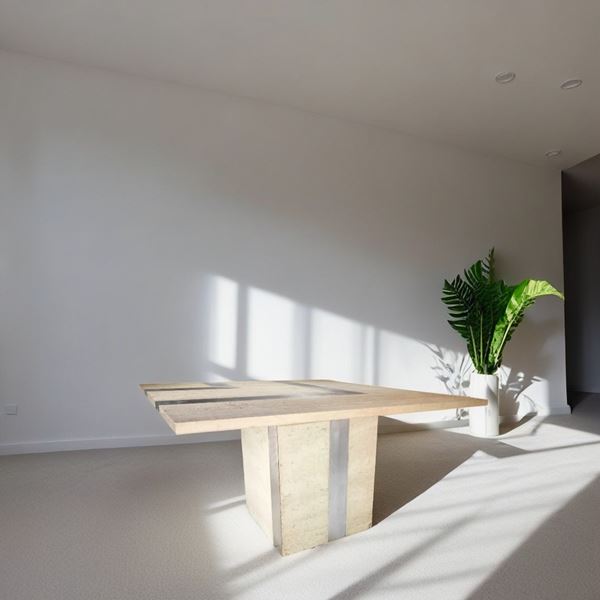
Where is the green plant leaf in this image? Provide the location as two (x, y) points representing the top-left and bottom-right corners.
(441, 250), (501, 373)
(483, 248), (495, 282)
(488, 279), (564, 370)
(441, 250), (563, 375)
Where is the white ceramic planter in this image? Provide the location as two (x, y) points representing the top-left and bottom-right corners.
(469, 373), (499, 437)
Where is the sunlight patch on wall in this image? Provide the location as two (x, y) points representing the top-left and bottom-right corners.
(247, 287), (296, 379)
(207, 276), (238, 370)
(310, 309), (366, 382)
(362, 325), (376, 384)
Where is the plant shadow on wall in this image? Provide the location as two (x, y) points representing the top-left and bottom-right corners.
(424, 342), (545, 423)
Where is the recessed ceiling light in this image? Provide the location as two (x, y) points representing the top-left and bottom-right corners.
(545, 149), (562, 159)
(560, 78), (583, 90)
(495, 71), (516, 84)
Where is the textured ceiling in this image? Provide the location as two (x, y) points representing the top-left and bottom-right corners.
(1, 0), (599, 168)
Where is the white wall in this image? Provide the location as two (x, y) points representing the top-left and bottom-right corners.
(0, 51), (568, 454)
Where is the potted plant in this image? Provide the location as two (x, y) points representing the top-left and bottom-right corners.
(441, 249), (563, 437)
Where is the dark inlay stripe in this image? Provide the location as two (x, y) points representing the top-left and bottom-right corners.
(148, 384), (234, 392)
(154, 388), (363, 409)
(155, 394), (284, 409)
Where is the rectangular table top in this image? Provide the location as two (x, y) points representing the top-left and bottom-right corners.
(140, 379), (486, 434)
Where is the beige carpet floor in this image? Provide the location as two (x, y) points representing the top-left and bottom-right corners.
(2, 396), (600, 600)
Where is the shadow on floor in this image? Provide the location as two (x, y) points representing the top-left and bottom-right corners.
(372, 416), (536, 524)
(466, 474), (600, 600)
(373, 396), (600, 531)
(567, 390), (600, 414)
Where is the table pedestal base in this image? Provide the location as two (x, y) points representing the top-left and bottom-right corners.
(241, 416), (378, 555)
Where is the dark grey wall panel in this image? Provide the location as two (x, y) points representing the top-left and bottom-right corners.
(563, 166), (600, 393)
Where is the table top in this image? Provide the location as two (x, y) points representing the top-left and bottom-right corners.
(140, 379), (486, 434)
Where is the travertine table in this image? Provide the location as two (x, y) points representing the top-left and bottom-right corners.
(140, 379), (485, 555)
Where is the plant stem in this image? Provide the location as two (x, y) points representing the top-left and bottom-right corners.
(495, 316), (516, 366)
(469, 325), (479, 372)
(480, 313), (484, 372)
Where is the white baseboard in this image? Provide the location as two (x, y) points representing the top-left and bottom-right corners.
(538, 405), (572, 416)
(0, 431), (240, 456)
(379, 407), (571, 435)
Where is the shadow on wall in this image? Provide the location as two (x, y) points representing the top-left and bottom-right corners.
(191, 272), (550, 423)
(421, 342), (544, 420)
